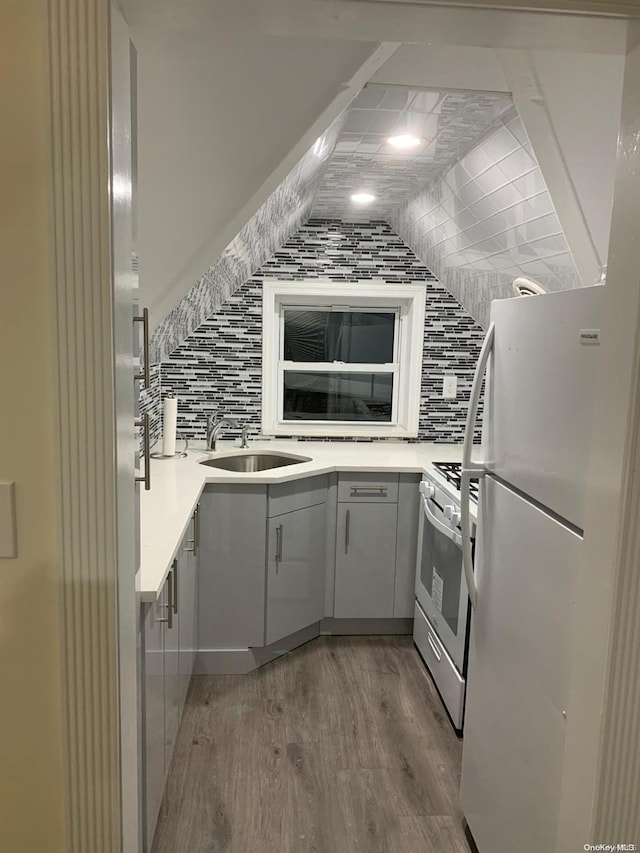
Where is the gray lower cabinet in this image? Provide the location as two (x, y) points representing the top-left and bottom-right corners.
(143, 590), (165, 849)
(143, 505), (200, 852)
(334, 501), (398, 618)
(163, 561), (180, 777)
(266, 501), (326, 645)
(333, 472), (421, 620)
(198, 485), (268, 650)
(394, 474), (422, 618)
(198, 476), (328, 651)
(178, 508), (199, 714)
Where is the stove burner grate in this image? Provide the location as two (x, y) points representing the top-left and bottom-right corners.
(432, 461), (479, 502)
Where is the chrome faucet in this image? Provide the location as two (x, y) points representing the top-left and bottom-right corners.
(206, 414), (239, 451)
(240, 424), (251, 449)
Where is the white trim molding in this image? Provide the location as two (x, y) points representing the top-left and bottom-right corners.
(591, 26), (640, 843)
(556, 23), (640, 849)
(262, 279), (426, 438)
(48, 1), (122, 850)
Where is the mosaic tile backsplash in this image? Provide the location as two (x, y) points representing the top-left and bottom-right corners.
(390, 109), (582, 329)
(139, 363), (162, 453)
(155, 220), (485, 446)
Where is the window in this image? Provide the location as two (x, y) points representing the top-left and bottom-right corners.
(262, 280), (426, 438)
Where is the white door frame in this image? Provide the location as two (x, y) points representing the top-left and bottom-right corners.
(48, 0), (122, 850)
(47, 1), (640, 850)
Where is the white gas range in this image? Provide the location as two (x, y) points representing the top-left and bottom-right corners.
(413, 461), (477, 731)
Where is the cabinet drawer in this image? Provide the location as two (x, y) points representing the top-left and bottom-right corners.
(337, 472), (398, 503)
(413, 601), (465, 730)
(268, 475), (328, 517)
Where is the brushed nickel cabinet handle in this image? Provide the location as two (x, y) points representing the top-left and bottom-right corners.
(135, 412), (151, 491)
(172, 558), (178, 615)
(276, 524), (283, 562)
(345, 509), (350, 552)
(158, 571), (173, 628)
(350, 486), (387, 496)
(194, 504), (200, 557)
(133, 307), (150, 388)
(183, 506), (200, 555)
(184, 512), (196, 552)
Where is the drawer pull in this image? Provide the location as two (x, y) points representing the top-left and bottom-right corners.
(427, 633), (442, 662)
(345, 509), (350, 552)
(184, 506), (200, 555)
(172, 558), (178, 615)
(133, 307), (150, 388)
(350, 486), (388, 496)
(156, 571), (173, 628)
(276, 524), (283, 562)
(135, 412), (151, 491)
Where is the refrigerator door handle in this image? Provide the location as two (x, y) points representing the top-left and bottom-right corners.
(461, 471), (478, 610)
(462, 321), (494, 476)
(461, 322), (495, 610)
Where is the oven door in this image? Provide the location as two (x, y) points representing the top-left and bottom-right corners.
(415, 489), (469, 673)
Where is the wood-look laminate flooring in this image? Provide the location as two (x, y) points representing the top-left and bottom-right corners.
(151, 635), (473, 853)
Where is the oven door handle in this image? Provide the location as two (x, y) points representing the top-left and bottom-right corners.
(422, 495), (462, 548)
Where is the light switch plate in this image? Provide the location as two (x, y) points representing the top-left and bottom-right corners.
(0, 481), (17, 558)
(443, 375), (458, 399)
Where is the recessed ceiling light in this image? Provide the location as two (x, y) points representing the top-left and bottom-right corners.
(351, 192), (376, 204)
(388, 134), (422, 149)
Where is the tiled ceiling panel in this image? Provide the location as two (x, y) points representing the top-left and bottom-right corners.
(311, 85), (514, 219)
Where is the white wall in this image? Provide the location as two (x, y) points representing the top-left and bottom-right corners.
(132, 24), (391, 329)
(0, 3), (67, 850)
(501, 50), (624, 279)
(529, 50), (624, 267)
(372, 44), (510, 93)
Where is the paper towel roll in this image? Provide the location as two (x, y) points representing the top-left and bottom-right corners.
(162, 394), (178, 456)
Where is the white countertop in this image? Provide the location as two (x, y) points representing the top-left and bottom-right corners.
(138, 439), (465, 602)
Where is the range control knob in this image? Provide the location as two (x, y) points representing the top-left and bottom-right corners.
(420, 481), (436, 499)
(444, 504), (461, 526)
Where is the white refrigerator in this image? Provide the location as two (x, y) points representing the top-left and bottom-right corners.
(459, 286), (604, 853)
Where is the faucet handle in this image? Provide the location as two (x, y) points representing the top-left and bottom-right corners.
(240, 423), (251, 448)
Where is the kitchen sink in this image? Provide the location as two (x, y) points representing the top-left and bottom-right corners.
(199, 452), (312, 472)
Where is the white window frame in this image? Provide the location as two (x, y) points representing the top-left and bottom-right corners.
(262, 279), (426, 438)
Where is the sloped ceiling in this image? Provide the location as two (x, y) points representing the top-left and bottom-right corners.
(149, 116), (344, 363)
(128, 15), (396, 332)
(311, 85), (514, 219)
(153, 80), (578, 352)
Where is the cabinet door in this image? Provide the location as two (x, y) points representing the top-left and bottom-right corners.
(163, 564), (180, 778)
(394, 474), (421, 618)
(198, 486), (267, 648)
(266, 502), (326, 646)
(178, 510), (198, 715)
(143, 601), (164, 851)
(334, 503), (397, 618)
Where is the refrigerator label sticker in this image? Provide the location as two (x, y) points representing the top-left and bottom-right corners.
(579, 329), (600, 345)
(432, 567), (444, 613)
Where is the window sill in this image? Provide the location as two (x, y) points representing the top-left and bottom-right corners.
(264, 423), (418, 439)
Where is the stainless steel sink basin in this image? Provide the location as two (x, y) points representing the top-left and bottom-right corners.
(199, 452), (312, 472)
